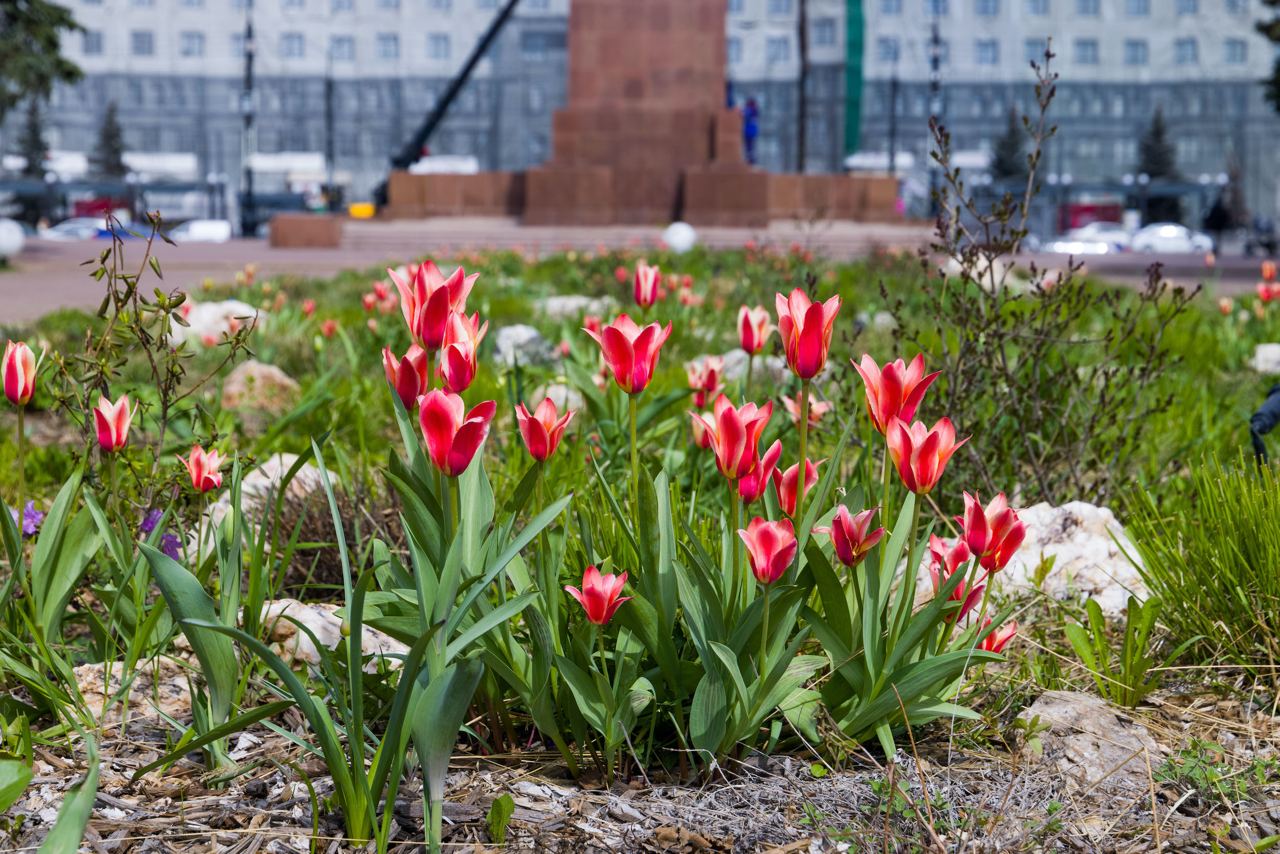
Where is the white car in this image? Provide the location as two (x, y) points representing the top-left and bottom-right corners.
(1130, 223), (1213, 254)
(41, 218), (104, 241)
(169, 219), (232, 243)
(1066, 221), (1132, 251)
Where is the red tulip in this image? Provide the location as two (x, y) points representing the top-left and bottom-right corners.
(3, 341), (35, 406)
(93, 394), (134, 452)
(179, 444), (224, 493)
(886, 417), (966, 495)
(691, 411), (714, 450)
(813, 505), (885, 568)
(565, 565), (630, 625)
(383, 344), (430, 410)
(775, 289), (841, 379)
(1218, 297), (1233, 316)
(690, 395), (773, 481)
(781, 393), (831, 428)
(302, 299), (317, 318)
(320, 319), (338, 338)
(928, 535), (982, 622)
(739, 517), (797, 585)
(852, 354), (940, 435)
(738, 305), (773, 355)
(516, 397), (575, 461)
(772, 458), (819, 517)
(738, 439), (781, 505)
(959, 492), (1026, 573)
(583, 314), (602, 336)
(634, 261), (661, 308)
(686, 356), (724, 409)
(361, 292), (378, 312)
(584, 314), (672, 395)
(978, 618), (1018, 653)
(437, 311), (488, 394)
(388, 260), (478, 350)
(614, 265), (629, 284)
(372, 280), (390, 301)
(418, 389), (496, 477)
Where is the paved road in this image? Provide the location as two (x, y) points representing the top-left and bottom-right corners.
(0, 216), (1258, 324)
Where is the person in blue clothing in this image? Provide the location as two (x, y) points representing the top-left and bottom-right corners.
(742, 97), (759, 165)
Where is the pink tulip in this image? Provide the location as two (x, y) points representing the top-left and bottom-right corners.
(813, 505), (885, 568)
(691, 411), (714, 450)
(93, 394), (134, 452)
(179, 445), (224, 493)
(302, 299), (317, 318)
(738, 305), (773, 355)
(852, 354), (940, 435)
(614, 265), (629, 285)
(372, 280), (390, 301)
(739, 517), (798, 585)
(320, 319), (338, 338)
(959, 492), (1026, 573)
(781, 393), (831, 428)
(775, 289), (841, 379)
(417, 389), (496, 477)
(437, 311), (488, 394)
(773, 458), (820, 517)
(361, 292), (378, 312)
(886, 417), (966, 495)
(388, 260), (478, 350)
(686, 356), (724, 410)
(928, 535), (982, 623)
(515, 397), (575, 461)
(382, 344), (430, 410)
(738, 439), (782, 505)
(978, 618), (1018, 653)
(583, 314), (602, 337)
(634, 261), (661, 308)
(689, 395), (773, 481)
(3, 341), (36, 407)
(584, 314), (672, 395)
(565, 565), (630, 625)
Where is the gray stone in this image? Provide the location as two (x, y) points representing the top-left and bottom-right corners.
(221, 359), (301, 434)
(536, 294), (613, 321)
(1253, 343), (1280, 374)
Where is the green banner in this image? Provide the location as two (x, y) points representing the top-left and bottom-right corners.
(844, 0), (864, 157)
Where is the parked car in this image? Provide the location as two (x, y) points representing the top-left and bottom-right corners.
(1130, 223), (1213, 254)
(169, 219), (233, 243)
(1042, 236), (1113, 256)
(1065, 221), (1132, 252)
(40, 218), (104, 241)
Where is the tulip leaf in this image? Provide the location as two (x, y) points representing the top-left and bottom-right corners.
(0, 759), (33, 813)
(689, 673), (727, 754)
(37, 734), (98, 854)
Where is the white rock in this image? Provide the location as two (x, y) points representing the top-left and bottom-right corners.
(1017, 690), (1163, 796)
(258, 599), (408, 673)
(0, 218), (25, 260)
(494, 324), (557, 368)
(170, 299), (262, 345)
(200, 453), (326, 551)
(1253, 343), (1280, 374)
(662, 221), (699, 254)
(532, 382), (585, 413)
(537, 294), (613, 321)
(997, 501), (1147, 615)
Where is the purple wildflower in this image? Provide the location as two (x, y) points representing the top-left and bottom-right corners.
(140, 508), (164, 535)
(160, 532), (182, 561)
(10, 501), (44, 538)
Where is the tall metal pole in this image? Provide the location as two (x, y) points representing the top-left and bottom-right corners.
(325, 51), (336, 212)
(796, 0), (809, 173)
(887, 67), (898, 175)
(927, 19), (942, 217)
(239, 3), (257, 236)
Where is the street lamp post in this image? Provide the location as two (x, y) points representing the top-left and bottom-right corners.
(239, 2), (257, 237)
(927, 20), (942, 217)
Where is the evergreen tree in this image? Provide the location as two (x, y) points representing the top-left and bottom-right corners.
(990, 108), (1028, 181)
(90, 101), (128, 179)
(1259, 3), (1280, 111)
(0, 1), (82, 125)
(1137, 107), (1181, 222)
(18, 98), (48, 179)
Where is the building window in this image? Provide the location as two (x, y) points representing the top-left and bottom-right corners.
(179, 0), (203, 6)
(975, 38), (999, 65)
(1026, 0), (1048, 12)
(330, 34), (354, 60)
(379, 0), (399, 6)
(1074, 38), (1099, 64)
(1024, 38), (1046, 64)
(377, 32), (399, 59)
(1124, 38), (1148, 65)
(231, 32), (245, 56)
(880, 0), (903, 11)
(332, 0), (353, 10)
(526, 0), (549, 8)
(429, 0), (451, 8)
(82, 0), (103, 5)
(180, 31), (205, 57)
(82, 30), (103, 55)
(925, 0), (948, 14)
(976, 0), (998, 14)
(877, 37), (900, 62)
(1175, 37), (1198, 64)
(728, 0), (744, 11)
(1225, 38), (1247, 63)
(766, 36), (791, 62)
(132, 0), (154, 6)
(282, 0), (304, 7)
(767, 0), (793, 13)
(1226, 0), (1245, 12)
(281, 32), (305, 58)
(726, 36), (742, 64)
(526, 85), (544, 113)
(1125, 0), (1148, 14)
(131, 30), (155, 56)
(1076, 0), (1098, 14)
(936, 38), (950, 65)
(427, 32), (450, 59)
(1176, 0), (1197, 13)
(812, 17), (836, 46)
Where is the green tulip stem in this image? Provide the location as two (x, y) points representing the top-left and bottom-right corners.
(759, 584), (771, 678)
(795, 379), (811, 522)
(628, 393), (639, 525)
